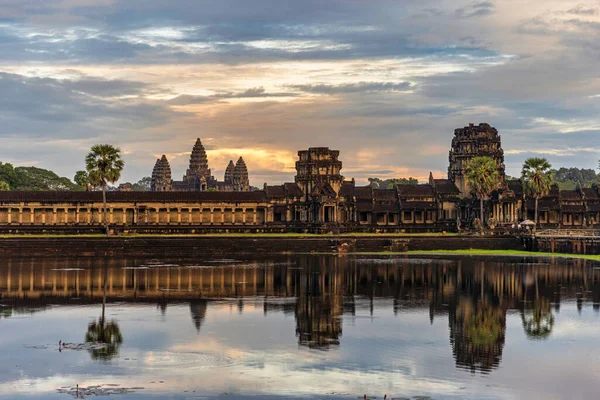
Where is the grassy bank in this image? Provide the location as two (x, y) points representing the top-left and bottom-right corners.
(403, 249), (600, 262)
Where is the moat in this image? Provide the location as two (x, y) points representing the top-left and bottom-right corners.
(1, 254), (600, 399)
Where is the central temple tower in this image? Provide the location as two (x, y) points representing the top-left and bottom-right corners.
(448, 123), (505, 198)
(183, 138), (214, 191)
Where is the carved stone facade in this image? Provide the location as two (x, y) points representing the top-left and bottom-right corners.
(448, 123), (505, 197)
(1, 124), (599, 233)
(151, 138), (250, 192)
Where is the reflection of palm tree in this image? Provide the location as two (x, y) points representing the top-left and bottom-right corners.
(85, 319), (123, 360)
(449, 297), (506, 373)
(521, 299), (554, 340)
(85, 261), (123, 360)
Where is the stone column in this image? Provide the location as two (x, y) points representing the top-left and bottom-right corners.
(221, 209), (225, 224)
(109, 208), (114, 224)
(188, 209), (193, 224)
(123, 208), (127, 225)
(242, 208), (247, 225)
(253, 209), (257, 224)
(210, 208), (214, 224)
(155, 208), (160, 224)
(18, 208), (22, 224)
(177, 208), (182, 224)
(6, 209), (11, 225)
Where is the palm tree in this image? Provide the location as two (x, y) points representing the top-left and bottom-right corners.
(465, 156), (502, 231)
(521, 158), (553, 229)
(85, 145), (125, 235)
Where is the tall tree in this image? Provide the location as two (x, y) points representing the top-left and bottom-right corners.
(0, 180), (9, 191)
(465, 156), (502, 231)
(521, 158), (553, 228)
(74, 170), (92, 191)
(85, 145), (125, 236)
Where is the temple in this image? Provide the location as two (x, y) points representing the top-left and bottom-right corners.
(151, 138), (251, 192)
(0, 124), (599, 233)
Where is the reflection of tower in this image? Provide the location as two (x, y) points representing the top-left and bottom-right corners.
(190, 299), (208, 333)
(449, 296), (506, 373)
(295, 295), (342, 349)
(294, 255), (343, 349)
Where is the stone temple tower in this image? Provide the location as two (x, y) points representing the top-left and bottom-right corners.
(232, 157), (250, 192)
(151, 155), (173, 192)
(295, 147), (344, 196)
(448, 123), (505, 198)
(183, 138), (213, 190)
(224, 160), (235, 185)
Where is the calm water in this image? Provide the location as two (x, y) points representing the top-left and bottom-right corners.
(1, 254), (600, 400)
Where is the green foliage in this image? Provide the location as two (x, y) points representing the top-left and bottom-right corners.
(0, 180), (9, 191)
(466, 156), (501, 231)
(465, 156), (501, 198)
(368, 177), (418, 189)
(131, 176), (152, 191)
(550, 167), (600, 190)
(85, 144), (125, 187)
(0, 162), (79, 191)
(74, 170), (93, 191)
(522, 158), (553, 199)
(206, 187), (219, 192)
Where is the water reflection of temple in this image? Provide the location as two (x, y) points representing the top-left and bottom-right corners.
(1, 256), (600, 370)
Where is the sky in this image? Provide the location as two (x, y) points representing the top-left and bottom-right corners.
(0, 0), (598, 186)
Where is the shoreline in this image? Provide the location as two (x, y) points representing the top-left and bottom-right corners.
(0, 235), (523, 258)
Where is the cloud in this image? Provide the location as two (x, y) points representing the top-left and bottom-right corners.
(455, 2), (495, 18)
(567, 5), (598, 16)
(287, 81), (413, 94)
(168, 87), (297, 105)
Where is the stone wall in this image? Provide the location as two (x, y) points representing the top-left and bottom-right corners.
(0, 236), (523, 258)
(524, 235), (600, 255)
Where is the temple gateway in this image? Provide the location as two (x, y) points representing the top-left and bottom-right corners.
(0, 123), (598, 233)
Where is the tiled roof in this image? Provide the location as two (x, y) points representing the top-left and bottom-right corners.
(339, 181), (355, 197)
(587, 203), (600, 212)
(400, 201), (436, 210)
(373, 204), (400, 213)
(506, 180), (524, 195)
(527, 197), (560, 210)
(582, 188), (599, 199)
(397, 184), (434, 197)
(562, 204), (586, 213)
(374, 189), (397, 201)
(0, 191), (268, 203)
(284, 183), (304, 198)
(354, 186), (373, 200)
(265, 185), (285, 198)
(433, 179), (460, 194)
(560, 190), (582, 201)
(356, 200), (374, 212)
